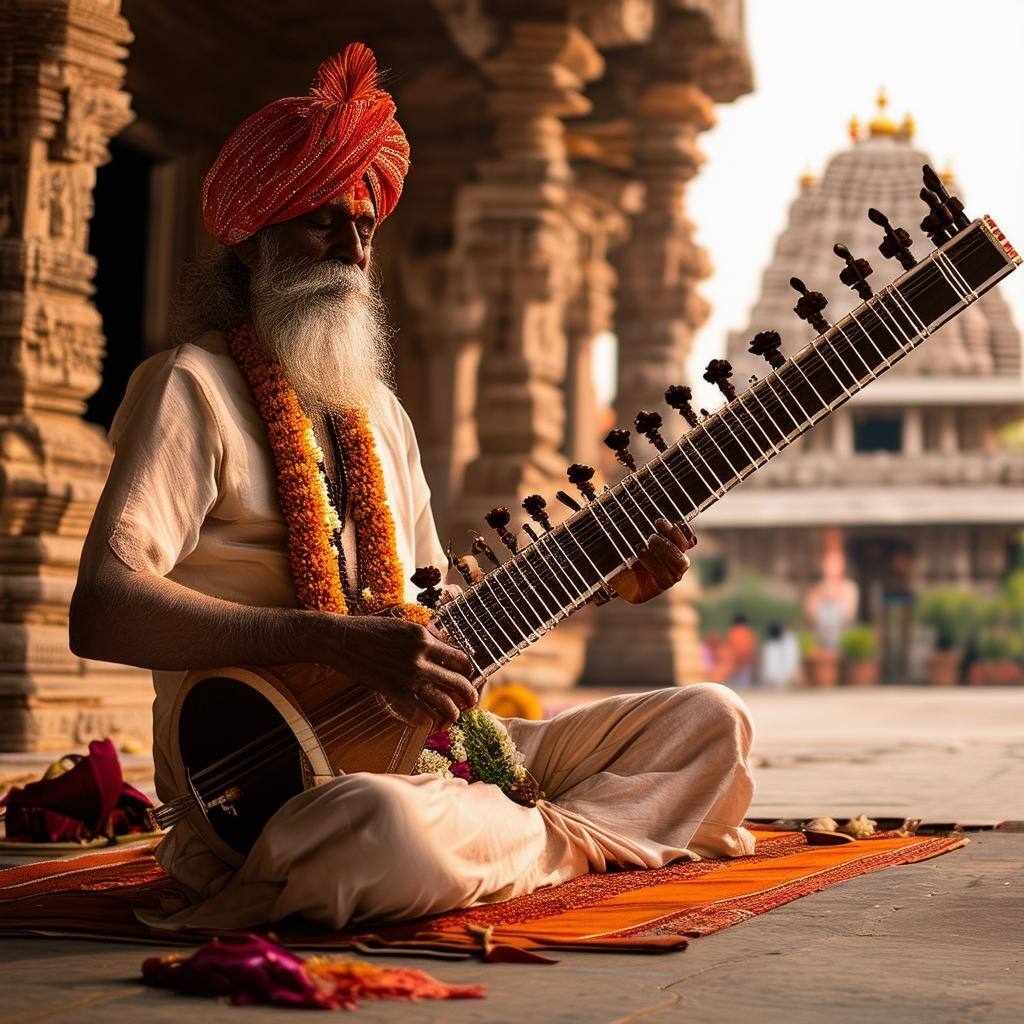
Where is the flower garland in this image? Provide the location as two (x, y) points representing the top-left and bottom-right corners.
(227, 323), (428, 623)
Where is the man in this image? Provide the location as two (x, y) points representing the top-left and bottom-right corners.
(70, 44), (754, 930)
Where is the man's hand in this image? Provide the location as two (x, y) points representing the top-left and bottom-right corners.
(321, 615), (477, 727)
(609, 518), (697, 605)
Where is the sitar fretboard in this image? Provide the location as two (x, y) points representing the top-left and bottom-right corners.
(435, 217), (1019, 678)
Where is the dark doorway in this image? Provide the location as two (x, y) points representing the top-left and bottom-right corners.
(86, 141), (153, 429)
(848, 536), (915, 682)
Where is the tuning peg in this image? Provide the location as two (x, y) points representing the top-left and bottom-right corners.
(919, 188), (955, 245)
(867, 208), (917, 270)
(665, 384), (700, 428)
(748, 330), (786, 369)
(411, 565), (443, 608)
(446, 541), (478, 586)
(471, 531), (502, 569)
(522, 494), (553, 531)
(522, 522), (540, 543)
(634, 410), (667, 452)
(833, 243), (873, 300)
(790, 277), (830, 334)
(703, 359), (737, 402)
(603, 428), (637, 471)
(555, 489), (582, 513)
(485, 506), (519, 553)
(923, 164), (970, 231)
(567, 463), (598, 501)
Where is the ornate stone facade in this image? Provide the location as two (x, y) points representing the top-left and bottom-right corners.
(0, 0), (752, 749)
(0, 0), (152, 751)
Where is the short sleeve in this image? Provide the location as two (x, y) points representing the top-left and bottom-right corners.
(103, 349), (225, 576)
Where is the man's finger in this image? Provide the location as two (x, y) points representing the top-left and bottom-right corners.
(423, 665), (478, 711)
(638, 535), (686, 589)
(414, 683), (461, 725)
(655, 517), (693, 552)
(424, 634), (476, 679)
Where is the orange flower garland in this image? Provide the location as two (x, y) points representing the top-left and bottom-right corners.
(227, 323), (430, 624)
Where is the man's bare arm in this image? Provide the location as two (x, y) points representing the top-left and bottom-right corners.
(69, 547), (477, 724)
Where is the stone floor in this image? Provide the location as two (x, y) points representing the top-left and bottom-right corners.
(2, 686), (1022, 1022)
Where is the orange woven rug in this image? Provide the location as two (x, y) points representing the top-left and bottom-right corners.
(0, 830), (965, 958)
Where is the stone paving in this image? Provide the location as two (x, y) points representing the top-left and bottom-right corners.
(1, 687), (1021, 1022)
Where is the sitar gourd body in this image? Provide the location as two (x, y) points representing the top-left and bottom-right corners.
(168, 664), (434, 865)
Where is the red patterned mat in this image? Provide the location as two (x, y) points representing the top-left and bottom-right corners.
(0, 829), (966, 958)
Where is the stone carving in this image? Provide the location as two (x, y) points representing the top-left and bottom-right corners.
(0, 0), (142, 752)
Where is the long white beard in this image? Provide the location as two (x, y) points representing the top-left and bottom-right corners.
(249, 236), (393, 417)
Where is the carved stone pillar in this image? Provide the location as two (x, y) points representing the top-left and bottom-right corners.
(563, 172), (632, 467)
(448, 16), (602, 688)
(0, 1), (148, 751)
(581, 82), (714, 687)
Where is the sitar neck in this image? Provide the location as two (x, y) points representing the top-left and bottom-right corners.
(434, 215), (1019, 679)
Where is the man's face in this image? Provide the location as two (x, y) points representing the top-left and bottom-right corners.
(269, 186), (377, 271)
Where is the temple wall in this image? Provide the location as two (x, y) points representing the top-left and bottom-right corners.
(0, 0), (753, 749)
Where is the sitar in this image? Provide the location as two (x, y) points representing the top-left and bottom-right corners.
(150, 168), (1020, 865)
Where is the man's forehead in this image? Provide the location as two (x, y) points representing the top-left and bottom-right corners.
(317, 180), (376, 220)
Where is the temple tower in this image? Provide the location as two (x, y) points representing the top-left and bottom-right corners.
(702, 91), (1024, 681)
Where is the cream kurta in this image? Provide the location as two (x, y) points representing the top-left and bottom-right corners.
(102, 330), (755, 930)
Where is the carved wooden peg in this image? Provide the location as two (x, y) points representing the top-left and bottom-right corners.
(634, 410), (667, 452)
(411, 565), (443, 608)
(834, 242), (874, 300)
(485, 506), (519, 553)
(919, 188), (955, 245)
(868, 207), (917, 270)
(567, 463), (598, 501)
(446, 541), (478, 586)
(471, 532), (502, 569)
(790, 277), (830, 334)
(703, 358), (737, 402)
(555, 489), (582, 513)
(522, 494), (553, 531)
(665, 384), (700, 428)
(748, 330), (786, 369)
(923, 163), (969, 230)
(603, 428), (636, 471)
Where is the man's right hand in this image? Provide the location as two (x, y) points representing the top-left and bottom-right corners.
(320, 614), (477, 726)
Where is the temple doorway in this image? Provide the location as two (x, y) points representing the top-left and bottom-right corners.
(848, 536), (915, 683)
(86, 140), (155, 429)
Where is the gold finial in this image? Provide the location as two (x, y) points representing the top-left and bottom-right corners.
(800, 166), (817, 187)
(900, 111), (916, 139)
(848, 114), (860, 142)
(940, 160), (955, 185)
(868, 86), (897, 136)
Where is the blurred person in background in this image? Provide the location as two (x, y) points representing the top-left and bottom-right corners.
(759, 621), (801, 690)
(726, 614), (757, 688)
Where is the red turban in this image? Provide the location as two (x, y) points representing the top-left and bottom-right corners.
(202, 43), (410, 247)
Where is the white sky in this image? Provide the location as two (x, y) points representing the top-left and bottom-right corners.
(633, 0), (1024, 409)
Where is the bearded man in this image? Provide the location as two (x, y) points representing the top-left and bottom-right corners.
(70, 44), (755, 931)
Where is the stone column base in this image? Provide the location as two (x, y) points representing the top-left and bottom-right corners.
(581, 586), (703, 688)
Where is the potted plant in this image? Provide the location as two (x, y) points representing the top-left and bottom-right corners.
(968, 629), (1024, 685)
(915, 588), (981, 685)
(800, 630), (839, 688)
(840, 625), (880, 685)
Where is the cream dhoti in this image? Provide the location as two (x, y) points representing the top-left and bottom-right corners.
(153, 685), (755, 930)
